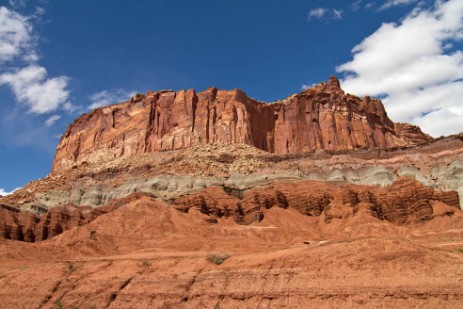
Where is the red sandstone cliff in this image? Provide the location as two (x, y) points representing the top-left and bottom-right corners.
(52, 76), (431, 173)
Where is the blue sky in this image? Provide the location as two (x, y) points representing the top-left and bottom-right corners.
(0, 0), (462, 194)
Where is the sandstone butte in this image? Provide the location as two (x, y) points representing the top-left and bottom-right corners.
(1, 76), (463, 308)
(52, 76), (431, 173)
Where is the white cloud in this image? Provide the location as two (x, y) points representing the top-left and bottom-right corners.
(308, 8), (328, 20)
(379, 0), (419, 11)
(0, 187), (20, 196)
(333, 9), (343, 20)
(89, 89), (136, 110)
(350, 0), (363, 12)
(8, 1), (26, 9)
(45, 114), (60, 127)
(337, 0), (463, 137)
(365, 2), (376, 10)
(412, 105), (463, 137)
(301, 83), (317, 90)
(0, 65), (71, 114)
(0, 6), (35, 62)
(308, 7), (344, 21)
(0, 6), (73, 115)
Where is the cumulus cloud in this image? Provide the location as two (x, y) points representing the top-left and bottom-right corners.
(0, 6), (72, 114)
(337, 0), (463, 137)
(0, 6), (35, 62)
(89, 89), (136, 110)
(308, 7), (343, 21)
(0, 65), (70, 114)
(379, 0), (419, 11)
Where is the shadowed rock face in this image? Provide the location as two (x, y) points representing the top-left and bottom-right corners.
(52, 76), (431, 173)
(174, 177), (460, 225)
(0, 194), (139, 242)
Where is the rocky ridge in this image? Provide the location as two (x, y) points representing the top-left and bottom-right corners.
(52, 76), (431, 174)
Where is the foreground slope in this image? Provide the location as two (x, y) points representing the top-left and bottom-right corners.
(1, 195), (463, 308)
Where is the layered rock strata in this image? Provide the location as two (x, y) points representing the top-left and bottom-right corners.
(174, 177), (459, 225)
(52, 77), (431, 173)
(1, 178), (459, 242)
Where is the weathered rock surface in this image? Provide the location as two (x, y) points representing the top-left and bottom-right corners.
(174, 177), (460, 225)
(52, 76), (431, 173)
(3, 177), (458, 243)
(1, 195), (463, 309)
(0, 201), (120, 242)
(2, 135), (462, 215)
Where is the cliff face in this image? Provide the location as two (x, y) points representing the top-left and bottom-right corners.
(52, 76), (431, 174)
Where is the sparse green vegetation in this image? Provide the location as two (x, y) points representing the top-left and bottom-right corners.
(53, 298), (64, 309)
(205, 252), (230, 265)
(457, 247), (463, 253)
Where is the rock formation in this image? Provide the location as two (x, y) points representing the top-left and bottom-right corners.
(1, 177), (459, 242)
(174, 177), (459, 225)
(52, 76), (431, 173)
(0, 202), (120, 242)
(0, 76), (462, 309)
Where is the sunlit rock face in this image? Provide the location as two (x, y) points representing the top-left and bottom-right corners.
(51, 76), (431, 174)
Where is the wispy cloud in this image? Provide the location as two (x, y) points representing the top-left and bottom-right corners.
(45, 114), (60, 127)
(337, 0), (463, 137)
(365, 2), (376, 10)
(89, 89), (136, 110)
(308, 7), (343, 21)
(350, 0), (363, 12)
(7, 0), (26, 10)
(379, 0), (419, 11)
(301, 83), (316, 91)
(333, 9), (343, 20)
(308, 8), (328, 20)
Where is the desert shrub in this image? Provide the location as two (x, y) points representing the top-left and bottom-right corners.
(216, 153), (235, 163)
(205, 252), (230, 265)
(457, 247), (463, 253)
(67, 262), (75, 275)
(142, 260), (151, 267)
(54, 298), (64, 309)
